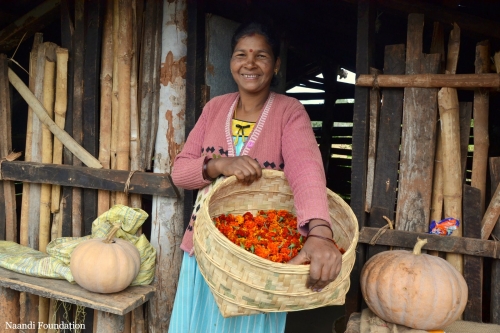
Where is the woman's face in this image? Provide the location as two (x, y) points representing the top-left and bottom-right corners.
(230, 33), (280, 95)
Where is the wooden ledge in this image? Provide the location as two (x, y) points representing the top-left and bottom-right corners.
(0, 267), (155, 315)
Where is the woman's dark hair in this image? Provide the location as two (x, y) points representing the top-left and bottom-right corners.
(231, 20), (281, 61)
(231, 19), (281, 86)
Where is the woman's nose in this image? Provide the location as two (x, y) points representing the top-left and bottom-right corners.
(244, 56), (256, 67)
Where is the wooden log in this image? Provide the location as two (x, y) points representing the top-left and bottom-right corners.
(148, 0), (186, 329)
(482, 178), (500, 240)
(98, 0), (114, 215)
(358, 227), (500, 258)
(115, 0), (133, 206)
(490, 157), (500, 324)
(367, 44), (405, 259)
(110, 0), (120, 174)
(0, 161), (179, 197)
(0, 287), (20, 331)
(346, 0), (374, 319)
(446, 23), (460, 74)
(355, 73), (500, 89)
(7, 68), (102, 169)
(364, 67), (381, 213)
(471, 40), (490, 214)
(438, 87), (463, 273)
(462, 185), (483, 322)
(396, 13), (440, 233)
(50, 48), (69, 213)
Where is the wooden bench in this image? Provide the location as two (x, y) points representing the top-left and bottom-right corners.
(0, 267), (155, 331)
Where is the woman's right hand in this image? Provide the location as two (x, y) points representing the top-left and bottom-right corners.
(207, 156), (262, 185)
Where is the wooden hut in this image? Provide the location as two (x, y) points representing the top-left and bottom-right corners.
(0, 0), (499, 332)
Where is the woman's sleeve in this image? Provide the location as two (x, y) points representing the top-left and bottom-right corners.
(170, 102), (213, 190)
(281, 100), (332, 235)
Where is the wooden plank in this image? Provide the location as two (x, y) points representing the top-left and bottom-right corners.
(1, 161), (179, 197)
(0, 0), (61, 53)
(396, 13), (440, 233)
(359, 227), (500, 258)
(347, 0), (374, 319)
(185, 0), (206, 229)
(72, 0), (85, 238)
(367, 44), (405, 259)
(0, 287), (20, 328)
(490, 157), (500, 324)
(0, 267), (155, 316)
(462, 184), (483, 322)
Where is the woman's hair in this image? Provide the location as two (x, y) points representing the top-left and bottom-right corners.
(231, 19), (281, 61)
(231, 19), (281, 86)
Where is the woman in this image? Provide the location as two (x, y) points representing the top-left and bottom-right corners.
(169, 20), (342, 333)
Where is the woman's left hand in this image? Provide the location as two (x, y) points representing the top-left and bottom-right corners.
(287, 219), (342, 291)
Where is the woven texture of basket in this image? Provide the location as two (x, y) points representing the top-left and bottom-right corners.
(194, 169), (359, 318)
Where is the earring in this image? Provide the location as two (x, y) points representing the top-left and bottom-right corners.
(274, 69), (278, 75)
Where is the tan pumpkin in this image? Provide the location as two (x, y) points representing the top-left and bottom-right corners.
(70, 223), (141, 293)
(360, 238), (468, 330)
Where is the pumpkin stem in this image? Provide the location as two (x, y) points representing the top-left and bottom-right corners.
(413, 237), (428, 255)
(103, 222), (122, 243)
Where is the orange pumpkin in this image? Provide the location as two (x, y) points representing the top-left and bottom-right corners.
(360, 238), (468, 330)
(70, 223), (141, 293)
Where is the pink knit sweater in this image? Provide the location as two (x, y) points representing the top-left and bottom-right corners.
(171, 92), (332, 252)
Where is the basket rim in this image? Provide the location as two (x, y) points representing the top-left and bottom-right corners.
(197, 169), (359, 272)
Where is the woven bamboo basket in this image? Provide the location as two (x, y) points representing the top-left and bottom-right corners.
(194, 169), (359, 318)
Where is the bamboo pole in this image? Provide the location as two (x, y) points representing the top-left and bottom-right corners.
(110, 0), (120, 173)
(471, 40), (490, 214)
(38, 44), (57, 333)
(51, 48), (69, 213)
(20, 33), (43, 247)
(439, 87), (463, 274)
(39, 47), (57, 254)
(355, 72), (500, 89)
(115, 0), (133, 206)
(8, 68), (102, 169)
(98, 0), (114, 215)
(446, 23), (460, 75)
(130, 0), (141, 210)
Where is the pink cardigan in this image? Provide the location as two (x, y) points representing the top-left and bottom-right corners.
(171, 92), (332, 251)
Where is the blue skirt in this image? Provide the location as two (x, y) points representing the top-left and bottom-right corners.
(168, 252), (287, 333)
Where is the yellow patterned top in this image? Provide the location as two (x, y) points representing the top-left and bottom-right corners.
(232, 118), (256, 156)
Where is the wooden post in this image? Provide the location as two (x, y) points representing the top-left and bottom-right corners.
(490, 157), (500, 324)
(471, 40), (490, 214)
(438, 87), (463, 273)
(462, 185), (483, 322)
(367, 44), (405, 259)
(148, 0), (187, 330)
(364, 67), (381, 213)
(396, 14), (440, 233)
(98, 0), (114, 215)
(115, 0), (133, 206)
(347, 0), (374, 319)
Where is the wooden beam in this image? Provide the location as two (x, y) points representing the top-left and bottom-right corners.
(356, 73), (500, 89)
(0, 161), (180, 197)
(0, 267), (155, 316)
(0, 0), (60, 53)
(359, 227), (500, 258)
(490, 157), (500, 324)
